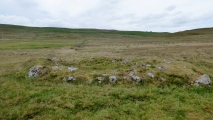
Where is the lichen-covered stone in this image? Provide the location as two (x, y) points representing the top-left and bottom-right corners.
(28, 65), (46, 78)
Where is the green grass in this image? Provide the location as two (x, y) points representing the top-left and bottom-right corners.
(0, 39), (80, 49)
(0, 24), (213, 119)
(1, 75), (213, 119)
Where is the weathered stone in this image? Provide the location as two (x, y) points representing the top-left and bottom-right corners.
(148, 73), (154, 78)
(146, 64), (151, 67)
(102, 74), (108, 77)
(68, 76), (76, 81)
(63, 77), (67, 81)
(97, 77), (104, 81)
(131, 76), (141, 82)
(28, 65), (46, 78)
(109, 76), (117, 83)
(68, 67), (78, 72)
(88, 79), (93, 84)
(142, 62), (146, 66)
(52, 66), (59, 70)
(122, 59), (129, 64)
(68, 76), (73, 81)
(157, 66), (164, 71)
(128, 73), (134, 77)
(161, 77), (165, 81)
(194, 74), (211, 86)
(112, 60), (116, 63)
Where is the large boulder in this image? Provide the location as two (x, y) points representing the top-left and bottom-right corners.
(28, 65), (46, 78)
(194, 74), (211, 86)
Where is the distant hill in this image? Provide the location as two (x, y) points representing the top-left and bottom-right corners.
(0, 24), (167, 40)
(168, 27), (213, 36)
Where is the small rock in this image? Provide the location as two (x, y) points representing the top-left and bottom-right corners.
(68, 76), (76, 81)
(88, 79), (93, 84)
(63, 77), (67, 81)
(102, 74), (108, 77)
(52, 66), (59, 70)
(122, 59), (129, 64)
(48, 57), (60, 63)
(68, 67), (78, 72)
(146, 64), (151, 67)
(109, 76), (117, 83)
(148, 73), (154, 78)
(28, 65), (46, 78)
(161, 77), (165, 81)
(59, 66), (65, 70)
(158, 66), (164, 71)
(131, 76), (141, 82)
(128, 73), (134, 77)
(184, 66), (187, 69)
(112, 60), (116, 63)
(142, 62), (146, 66)
(194, 74), (211, 86)
(97, 77), (104, 81)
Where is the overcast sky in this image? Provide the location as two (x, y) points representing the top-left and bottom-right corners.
(0, 0), (213, 32)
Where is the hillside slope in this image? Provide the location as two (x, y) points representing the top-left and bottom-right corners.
(0, 24), (167, 40)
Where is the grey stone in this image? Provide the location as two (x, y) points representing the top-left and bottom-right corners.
(161, 77), (165, 81)
(63, 77), (67, 81)
(122, 59), (129, 64)
(109, 76), (117, 82)
(102, 74), (108, 77)
(128, 73), (134, 77)
(157, 66), (164, 71)
(68, 76), (73, 81)
(142, 62), (146, 66)
(68, 76), (76, 81)
(48, 57), (59, 62)
(146, 64), (151, 67)
(52, 66), (59, 70)
(112, 60), (116, 63)
(194, 74), (211, 86)
(97, 77), (104, 81)
(28, 65), (45, 78)
(88, 79), (93, 84)
(68, 67), (78, 72)
(131, 76), (141, 82)
(148, 73), (154, 78)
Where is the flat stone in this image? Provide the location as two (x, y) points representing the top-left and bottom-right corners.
(68, 67), (78, 72)
(194, 74), (211, 86)
(97, 77), (104, 81)
(52, 66), (59, 70)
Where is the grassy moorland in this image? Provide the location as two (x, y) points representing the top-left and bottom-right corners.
(0, 24), (213, 119)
